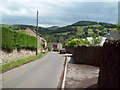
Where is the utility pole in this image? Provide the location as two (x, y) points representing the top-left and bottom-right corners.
(36, 10), (38, 55)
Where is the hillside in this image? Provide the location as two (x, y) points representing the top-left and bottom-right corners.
(40, 21), (117, 35)
(1, 21), (117, 45)
(41, 21), (117, 44)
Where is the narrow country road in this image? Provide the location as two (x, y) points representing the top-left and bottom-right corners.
(2, 52), (65, 88)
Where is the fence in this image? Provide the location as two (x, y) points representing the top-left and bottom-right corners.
(66, 39), (120, 88)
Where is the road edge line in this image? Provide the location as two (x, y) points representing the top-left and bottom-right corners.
(61, 56), (68, 90)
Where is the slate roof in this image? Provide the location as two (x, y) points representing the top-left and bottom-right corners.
(49, 42), (60, 45)
(104, 31), (120, 40)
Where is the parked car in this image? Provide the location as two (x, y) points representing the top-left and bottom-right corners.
(60, 48), (66, 54)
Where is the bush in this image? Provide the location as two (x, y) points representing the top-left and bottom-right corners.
(1, 26), (37, 52)
(80, 39), (91, 46)
(92, 36), (102, 45)
(2, 26), (15, 52)
(65, 38), (93, 47)
(47, 43), (52, 51)
(65, 38), (81, 47)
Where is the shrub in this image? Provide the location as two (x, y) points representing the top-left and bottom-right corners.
(65, 37), (99, 47)
(47, 43), (52, 51)
(92, 36), (102, 45)
(65, 38), (81, 47)
(2, 26), (15, 52)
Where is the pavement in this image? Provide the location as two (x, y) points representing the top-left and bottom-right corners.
(2, 52), (65, 88)
(65, 57), (99, 89)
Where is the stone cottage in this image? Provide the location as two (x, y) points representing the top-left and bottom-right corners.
(25, 28), (47, 53)
(49, 42), (62, 51)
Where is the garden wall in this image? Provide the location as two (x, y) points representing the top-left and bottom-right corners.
(1, 49), (36, 64)
(68, 46), (103, 67)
(66, 47), (74, 54)
(66, 39), (120, 88)
(98, 40), (120, 88)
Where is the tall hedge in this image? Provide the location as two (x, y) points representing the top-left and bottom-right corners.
(1, 26), (37, 52)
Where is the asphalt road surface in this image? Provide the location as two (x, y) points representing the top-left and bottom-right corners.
(2, 52), (65, 88)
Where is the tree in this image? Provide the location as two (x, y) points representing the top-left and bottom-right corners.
(116, 24), (120, 31)
(65, 38), (81, 47)
(92, 36), (102, 45)
(65, 38), (91, 47)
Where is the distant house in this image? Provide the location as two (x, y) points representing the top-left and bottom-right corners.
(25, 28), (47, 53)
(86, 37), (93, 42)
(49, 42), (62, 51)
(87, 36), (106, 46)
(65, 36), (75, 43)
(104, 31), (120, 40)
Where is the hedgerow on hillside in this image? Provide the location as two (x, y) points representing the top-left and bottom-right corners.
(1, 26), (37, 52)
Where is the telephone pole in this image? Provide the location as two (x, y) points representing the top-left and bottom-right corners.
(36, 10), (38, 55)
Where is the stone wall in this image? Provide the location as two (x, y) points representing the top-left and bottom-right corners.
(1, 49), (36, 64)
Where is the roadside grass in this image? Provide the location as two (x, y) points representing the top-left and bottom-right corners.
(0, 52), (48, 73)
(0, 65), (2, 73)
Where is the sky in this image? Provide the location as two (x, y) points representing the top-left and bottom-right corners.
(0, 0), (119, 27)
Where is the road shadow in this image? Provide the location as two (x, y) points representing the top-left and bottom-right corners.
(66, 56), (99, 89)
(83, 84), (98, 90)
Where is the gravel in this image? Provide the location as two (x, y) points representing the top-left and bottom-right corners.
(65, 57), (99, 89)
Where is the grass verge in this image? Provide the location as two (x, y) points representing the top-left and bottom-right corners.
(0, 52), (48, 73)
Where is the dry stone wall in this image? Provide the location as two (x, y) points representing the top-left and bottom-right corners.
(1, 49), (36, 64)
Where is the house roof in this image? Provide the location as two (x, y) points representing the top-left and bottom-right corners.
(25, 28), (42, 37)
(32, 29), (42, 37)
(25, 28), (47, 43)
(87, 37), (106, 46)
(65, 36), (75, 43)
(49, 42), (61, 45)
(104, 31), (120, 40)
(41, 38), (46, 42)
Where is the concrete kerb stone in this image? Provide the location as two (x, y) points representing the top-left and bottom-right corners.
(61, 54), (71, 89)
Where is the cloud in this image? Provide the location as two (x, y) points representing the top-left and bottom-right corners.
(0, 0), (118, 27)
(1, 0), (119, 2)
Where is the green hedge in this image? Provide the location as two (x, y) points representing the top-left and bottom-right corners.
(1, 26), (37, 52)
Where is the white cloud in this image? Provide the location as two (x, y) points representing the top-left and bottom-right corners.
(1, 0), (119, 2)
(1, 7), (30, 16)
(0, 0), (76, 17)
(0, 0), (118, 26)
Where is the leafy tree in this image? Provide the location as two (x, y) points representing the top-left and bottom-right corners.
(99, 22), (116, 28)
(98, 26), (104, 30)
(80, 39), (91, 46)
(71, 21), (98, 26)
(65, 38), (81, 47)
(92, 36), (102, 45)
(65, 38), (91, 47)
(93, 29), (98, 34)
(47, 43), (52, 51)
(116, 24), (120, 31)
